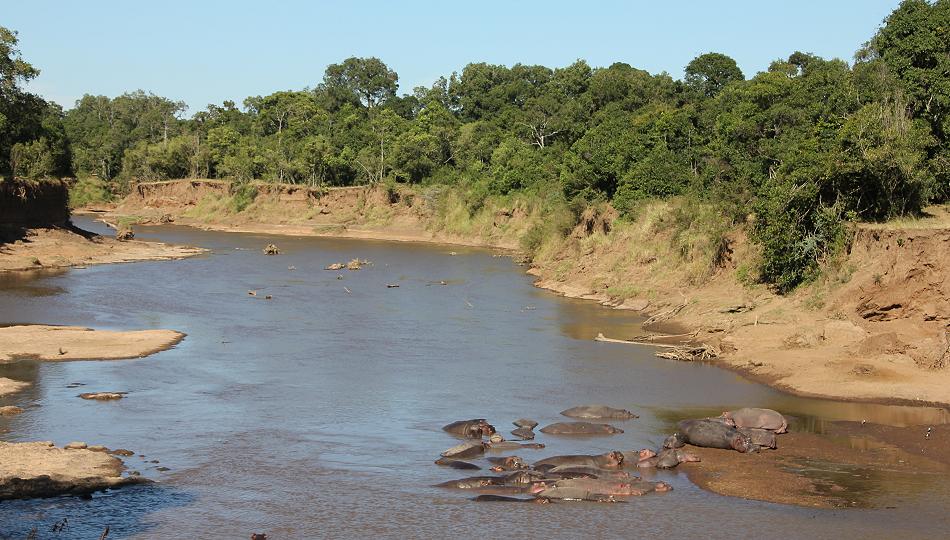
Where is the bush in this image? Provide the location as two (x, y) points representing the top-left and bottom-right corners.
(68, 177), (113, 208)
(230, 182), (258, 213)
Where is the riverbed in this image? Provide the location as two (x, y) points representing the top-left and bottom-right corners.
(1, 217), (948, 538)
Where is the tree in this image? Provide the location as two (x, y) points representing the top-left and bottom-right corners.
(685, 52), (744, 98)
(322, 57), (398, 110)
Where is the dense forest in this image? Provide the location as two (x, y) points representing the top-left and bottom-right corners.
(2, 0), (949, 291)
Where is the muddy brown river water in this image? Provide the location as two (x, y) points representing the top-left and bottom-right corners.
(1, 217), (949, 539)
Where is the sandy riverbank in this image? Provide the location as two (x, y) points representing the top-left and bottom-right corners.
(0, 325), (184, 399)
(0, 441), (147, 500)
(680, 421), (948, 508)
(0, 325), (185, 364)
(0, 224), (205, 272)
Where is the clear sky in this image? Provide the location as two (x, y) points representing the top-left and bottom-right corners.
(6, 0), (901, 115)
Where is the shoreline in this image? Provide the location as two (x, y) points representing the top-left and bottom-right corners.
(102, 205), (950, 412)
(5, 203), (949, 509)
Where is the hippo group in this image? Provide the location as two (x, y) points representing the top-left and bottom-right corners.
(432, 405), (788, 504)
(433, 405), (674, 503)
(664, 408), (788, 453)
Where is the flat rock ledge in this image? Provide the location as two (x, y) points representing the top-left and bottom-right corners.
(0, 441), (149, 500)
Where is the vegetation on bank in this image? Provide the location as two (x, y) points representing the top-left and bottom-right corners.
(2, 0), (949, 292)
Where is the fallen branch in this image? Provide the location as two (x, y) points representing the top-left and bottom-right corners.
(642, 298), (689, 326)
(655, 344), (720, 362)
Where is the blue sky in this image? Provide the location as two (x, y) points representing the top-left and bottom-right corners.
(7, 1), (901, 115)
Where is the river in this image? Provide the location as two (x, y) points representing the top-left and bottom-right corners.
(1, 216), (948, 539)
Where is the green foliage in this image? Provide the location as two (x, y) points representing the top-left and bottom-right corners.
(68, 176), (113, 208)
(229, 182), (258, 213)
(5, 3), (950, 293)
(685, 52), (745, 97)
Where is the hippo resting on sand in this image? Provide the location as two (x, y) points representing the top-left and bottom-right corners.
(636, 448), (701, 469)
(738, 427), (777, 449)
(443, 419), (496, 439)
(722, 408), (787, 433)
(532, 478), (672, 500)
(540, 422), (623, 435)
(560, 405), (638, 420)
(673, 419), (757, 453)
(533, 451), (624, 470)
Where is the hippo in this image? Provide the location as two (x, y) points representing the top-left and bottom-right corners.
(738, 427), (778, 449)
(622, 448), (657, 467)
(663, 432), (687, 449)
(560, 405), (638, 420)
(534, 478), (671, 499)
(539, 422), (624, 435)
(722, 408), (788, 433)
(489, 441), (545, 451)
(532, 485), (622, 502)
(513, 418), (539, 429)
(637, 448), (701, 469)
(533, 451), (625, 470)
(434, 458), (481, 470)
(473, 494), (549, 503)
(511, 427), (535, 440)
(675, 419), (756, 453)
(548, 466), (631, 479)
(441, 441), (488, 459)
(443, 419), (496, 439)
(469, 485), (531, 496)
(487, 456), (528, 471)
(502, 470), (546, 485)
(434, 476), (504, 489)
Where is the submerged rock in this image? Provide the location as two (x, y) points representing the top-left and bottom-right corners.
(78, 392), (126, 401)
(0, 405), (24, 416)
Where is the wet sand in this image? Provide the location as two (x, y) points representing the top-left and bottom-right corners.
(682, 425), (947, 508)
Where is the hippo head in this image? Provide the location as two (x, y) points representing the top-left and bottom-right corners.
(719, 412), (737, 427)
(676, 450), (701, 463)
(505, 456), (527, 469)
(663, 432), (687, 449)
(604, 451), (624, 468)
(653, 481), (673, 493)
(730, 433), (756, 453)
(529, 481), (549, 494)
(638, 448), (657, 461)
